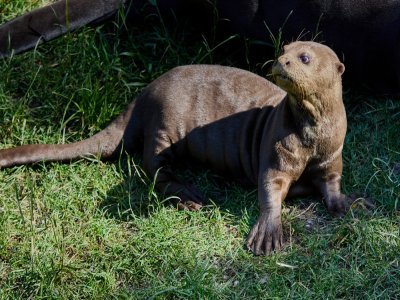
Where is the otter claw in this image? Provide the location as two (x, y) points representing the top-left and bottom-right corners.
(246, 216), (283, 255)
(177, 200), (203, 211)
(347, 194), (376, 211)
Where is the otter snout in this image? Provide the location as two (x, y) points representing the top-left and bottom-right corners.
(272, 58), (288, 79)
(272, 55), (291, 75)
(279, 56), (291, 66)
(272, 55), (291, 69)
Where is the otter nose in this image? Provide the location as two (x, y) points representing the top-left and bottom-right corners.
(279, 56), (291, 66)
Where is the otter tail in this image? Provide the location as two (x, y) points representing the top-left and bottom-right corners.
(0, 0), (126, 58)
(0, 101), (137, 168)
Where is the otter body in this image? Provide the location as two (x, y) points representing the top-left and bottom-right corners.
(0, 41), (348, 255)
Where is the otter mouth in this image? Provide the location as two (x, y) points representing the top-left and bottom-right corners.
(273, 73), (294, 87)
(271, 65), (293, 84)
(275, 74), (292, 82)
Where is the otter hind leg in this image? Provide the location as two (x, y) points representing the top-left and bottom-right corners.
(143, 134), (206, 211)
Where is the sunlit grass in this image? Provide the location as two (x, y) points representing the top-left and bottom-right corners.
(0, 1), (399, 298)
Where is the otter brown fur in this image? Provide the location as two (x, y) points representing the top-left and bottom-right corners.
(0, 41), (348, 255)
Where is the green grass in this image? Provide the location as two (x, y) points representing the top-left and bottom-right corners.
(0, 0), (52, 23)
(0, 1), (399, 299)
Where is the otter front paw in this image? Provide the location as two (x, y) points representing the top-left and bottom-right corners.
(327, 194), (376, 219)
(325, 194), (348, 217)
(246, 214), (283, 255)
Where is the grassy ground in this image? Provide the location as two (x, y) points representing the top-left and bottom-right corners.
(0, 1), (399, 299)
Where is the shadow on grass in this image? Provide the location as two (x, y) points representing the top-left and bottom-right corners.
(96, 152), (342, 251)
(97, 156), (259, 220)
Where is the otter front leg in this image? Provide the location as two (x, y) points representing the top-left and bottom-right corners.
(143, 135), (205, 211)
(313, 171), (348, 217)
(314, 170), (375, 217)
(247, 173), (291, 255)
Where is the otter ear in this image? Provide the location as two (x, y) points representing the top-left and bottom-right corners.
(336, 62), (345, 75)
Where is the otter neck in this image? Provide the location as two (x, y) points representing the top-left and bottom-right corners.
(287, 83), (343, 126)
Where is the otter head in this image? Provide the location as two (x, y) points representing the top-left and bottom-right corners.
(272, 41), (345, 120)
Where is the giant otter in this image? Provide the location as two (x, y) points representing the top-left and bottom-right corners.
(0, 41), (348, 255)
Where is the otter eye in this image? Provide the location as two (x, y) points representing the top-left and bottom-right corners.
(299, 54), (311, 64)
